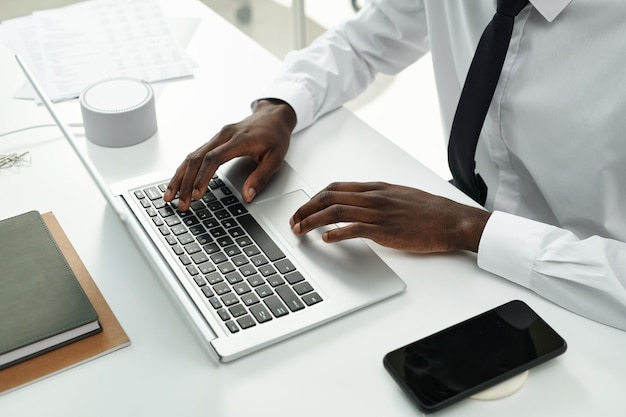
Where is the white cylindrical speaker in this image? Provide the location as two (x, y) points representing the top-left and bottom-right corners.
(79, 77), (157, 147)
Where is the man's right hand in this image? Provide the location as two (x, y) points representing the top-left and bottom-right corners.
(163, 99), (297, 212)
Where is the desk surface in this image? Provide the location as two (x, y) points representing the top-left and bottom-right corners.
(1, 1), (624, 416)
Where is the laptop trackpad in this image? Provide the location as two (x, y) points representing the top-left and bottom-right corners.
(253, 190), (334, 248)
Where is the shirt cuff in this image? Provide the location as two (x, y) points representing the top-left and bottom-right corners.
(253, 80), (315, 134)
(477, 211), (551, 289)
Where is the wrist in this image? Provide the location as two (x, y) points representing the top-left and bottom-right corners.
(254, 98), (297, 132)
(453, 207), (491, 253)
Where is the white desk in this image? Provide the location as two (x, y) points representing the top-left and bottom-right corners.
(1, 1), (624, 415)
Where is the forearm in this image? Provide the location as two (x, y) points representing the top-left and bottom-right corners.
(259, 0), (430, 133)
(478, 211), (626, 330)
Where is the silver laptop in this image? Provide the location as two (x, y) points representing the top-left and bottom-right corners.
(17, 55), (406, 362)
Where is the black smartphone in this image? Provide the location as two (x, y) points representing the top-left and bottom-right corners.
(383, 300), (567, 413)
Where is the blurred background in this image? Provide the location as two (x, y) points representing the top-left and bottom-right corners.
(0, 0), (448, 179)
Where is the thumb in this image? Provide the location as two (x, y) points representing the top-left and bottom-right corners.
(241, 157), (283, 202)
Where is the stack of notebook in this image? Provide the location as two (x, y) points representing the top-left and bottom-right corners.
(0, 210), (129, 394)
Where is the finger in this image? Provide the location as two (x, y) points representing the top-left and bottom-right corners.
(164, 137), (220, 206)
(291, 183), (377, 225)
(177, 133), (247, 211)
(189, 150), (223, 201)
(241, 154), (284, 202)
(317, 181), (383, 194)
(163, 164), (185, 202)
(322, 222), (380, 243)
(177, 163), (205, 212)
(292, 204), (376, 236)
(189, 131), (246, 200)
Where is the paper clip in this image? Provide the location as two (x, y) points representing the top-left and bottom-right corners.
(0, 152), (31, 170)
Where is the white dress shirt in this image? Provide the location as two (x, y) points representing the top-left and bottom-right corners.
(260, 0), (626, 330)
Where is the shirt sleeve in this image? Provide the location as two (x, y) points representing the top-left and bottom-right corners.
(477, 211), (626, 331)
(256, 0), (430, 132)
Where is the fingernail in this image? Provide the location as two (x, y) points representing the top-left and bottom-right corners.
(246, 187), (256, 202)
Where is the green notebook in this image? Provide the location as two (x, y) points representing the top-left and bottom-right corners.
(0, 211), (101, 369)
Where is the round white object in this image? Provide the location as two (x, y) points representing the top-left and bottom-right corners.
(79, 77), (157, 147)
(470, 370), (529, 401)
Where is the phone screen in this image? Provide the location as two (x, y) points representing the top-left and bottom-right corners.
(383, 300), (567, 413)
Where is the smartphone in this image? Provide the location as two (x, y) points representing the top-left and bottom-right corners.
(383, 300), (567, 413)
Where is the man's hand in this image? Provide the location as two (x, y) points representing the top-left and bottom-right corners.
(290, 182), (491, 253)
(164, 99), (296, 211)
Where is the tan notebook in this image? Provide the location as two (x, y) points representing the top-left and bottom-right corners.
(0, 212), (130, 394)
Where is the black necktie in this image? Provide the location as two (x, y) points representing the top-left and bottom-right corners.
(447, 0), (529, 205)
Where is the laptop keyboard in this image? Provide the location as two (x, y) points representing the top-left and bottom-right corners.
(132, 175), (323, 334)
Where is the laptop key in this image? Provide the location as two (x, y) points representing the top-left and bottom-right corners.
(203, 243), (220, 254)
(208, 297), (222, 309)
(221, 195), (238, 206)
(184, 242), (202, 254)
(143, 186), (161, 200)
(198, 262), (216, 275)
(216, 308), (230, 321)
(246, 274), (264, 287)
(206, 272), (223, 285)
(197, 233), (212, 245)
(293, 281), (313, 295)
(251, 254), (268, 267)
(241, 293), (260, 306)
(258, 264), (277, 277)
(237, 237), (255, 249)
(227, 203), (247, 216)
(201, 286), (214, 298)
(202, 191), (217, 203)
(249, 304), (272, 323)
(194, 276), (207, 287)
(228, 303), (247, 318)
(274, 259), (296, 274)
(225, 320), (239, 333)
(172, 244), (184, 256)
(301, 292), (323, 306)
(276, 286), (305, 312)
(221, 293), (238, 307)
(266, 275), (285, 287)
(233, 281), (251, 295)
(171, 224), (187, 235)
(218, 261), (236, 275)
(255, 284), (273, 298)
(178, 233), (195, 246)
(232, 254), (248, 267)
(183, 215), (200, 226)
(158, 206), (175, 217)
(284, 271), (305, 285)
(237, 214), (285, 262)
(190, 200), (206, 211)
(213, 282), (231, 295)
(226, 271), (243, 284)
(239, 264), (257, 277)
(237, 315), (256, 329)
(264, 295), (289, 317)
(188, 224), (206, 236)
(165, 217), (182, 227)
(191, 252), (209, 264)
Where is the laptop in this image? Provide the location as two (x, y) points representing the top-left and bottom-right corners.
(16, 55), (407, 362)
